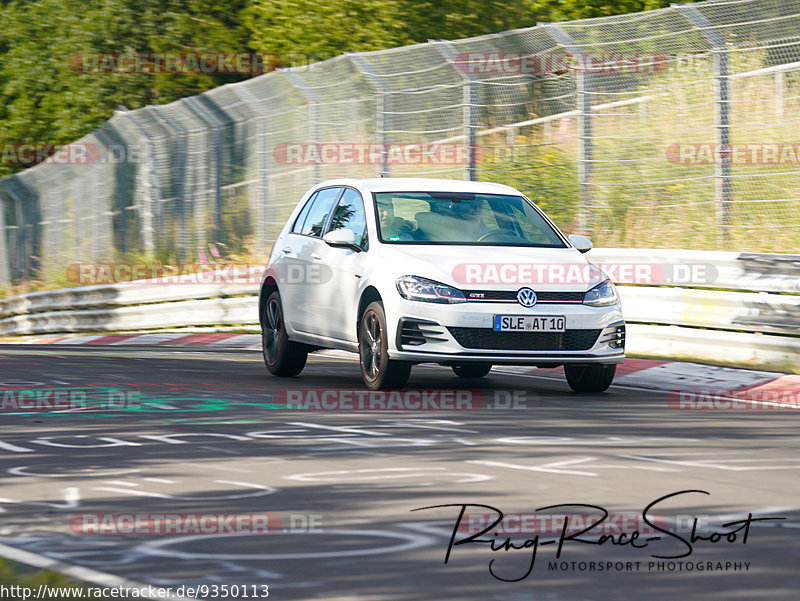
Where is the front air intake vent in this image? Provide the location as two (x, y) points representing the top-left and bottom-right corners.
(398, 318), (447, 348)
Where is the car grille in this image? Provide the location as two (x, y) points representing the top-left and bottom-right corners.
(447, 327), (601, 351)
(462, 290), (585, 302)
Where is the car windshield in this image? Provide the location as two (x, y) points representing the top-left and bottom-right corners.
(374, 191), (566, 246)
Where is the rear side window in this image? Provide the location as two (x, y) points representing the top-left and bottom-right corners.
(291, 191), (318, 234)
(326, 188), (367, 248)
(299, 187), (343, 237)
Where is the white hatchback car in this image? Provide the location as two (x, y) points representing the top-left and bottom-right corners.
(259, 178), (624, 391)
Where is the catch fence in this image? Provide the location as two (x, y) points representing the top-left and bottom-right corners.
(1, 0), (799, 286)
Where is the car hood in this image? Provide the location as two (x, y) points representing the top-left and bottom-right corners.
(375, 244), (603, 292)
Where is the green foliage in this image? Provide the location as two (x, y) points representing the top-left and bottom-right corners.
(244, 0), (544, 64)
(0, 0), (252, 178)
(0, 559), (88, 599)
(0, 0), (688, 171)
(478, 135), (580, 231)
(529, 0), (675, 21)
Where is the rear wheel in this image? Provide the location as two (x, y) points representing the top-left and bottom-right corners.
(359, 302), (411, 390)
(262, 291), (308, 377)
(564, 364), (616, 393)
(451, 364), (492, 379)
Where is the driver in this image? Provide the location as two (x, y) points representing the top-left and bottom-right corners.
(451, 198), (490, 239)
(379, 201), (415, 240)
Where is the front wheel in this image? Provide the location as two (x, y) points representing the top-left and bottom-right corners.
(564, 364), (616, 393)
(359, 302), (411, 390)
(262, 291), (308, 377)
(452, 364), (492, 379)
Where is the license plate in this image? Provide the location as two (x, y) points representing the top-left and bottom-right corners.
(493, 315), (566, 332)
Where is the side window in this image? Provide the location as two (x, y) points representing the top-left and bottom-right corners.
(301, 187), (343, 237)
(326, 188), (367, 247)
(291, 191), (318, 234)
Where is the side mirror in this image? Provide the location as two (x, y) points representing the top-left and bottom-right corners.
(323, 228), (362, 251)
(568, 234), (593, 253)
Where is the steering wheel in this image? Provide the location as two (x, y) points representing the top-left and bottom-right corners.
(477, 230), (525, 243)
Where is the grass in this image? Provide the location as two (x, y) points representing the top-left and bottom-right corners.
(478, 51), (800, 252)
(0, 559), (88, 599)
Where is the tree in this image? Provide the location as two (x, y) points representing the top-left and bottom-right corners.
(529, 0), (676, 22)
(244, 0), (541, 66)
(0, 0), (253, 177)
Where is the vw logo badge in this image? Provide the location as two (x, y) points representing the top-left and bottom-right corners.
(517, 287), (537, 307)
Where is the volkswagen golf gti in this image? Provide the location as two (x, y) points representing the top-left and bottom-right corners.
(259, 178), (625, 391)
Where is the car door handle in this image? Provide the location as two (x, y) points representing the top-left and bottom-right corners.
(311, 253), (322, 260)
(282, 247), (292, 254)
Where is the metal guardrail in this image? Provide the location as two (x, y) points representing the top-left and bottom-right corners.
(1, 249), (798, 372)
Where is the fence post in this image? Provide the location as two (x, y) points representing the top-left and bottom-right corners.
(71, 174), (85, 262)
(349, 53), (391, 176)
(122, 116), (158, 259)
(0, 190), (9, 288)
(227, 85), (273, 248)
(150, 108), (189, 262)
(676, 4), (732, 247)
(185, 97), (225, 246)
(283, 71), (323, 183)
(545, 24), (593, 234)
(256, 115), (271, 245)
(6, 178), (37, 281)
(433, 41), (478, 181)
(90, 136), (106, 260)
(94, 128), (129, 256)
(137, 141), (157, 259)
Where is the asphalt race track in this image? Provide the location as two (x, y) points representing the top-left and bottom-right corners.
(0, 345), (798, 600)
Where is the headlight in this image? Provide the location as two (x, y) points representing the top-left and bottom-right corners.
(583, 279), (618, 306)
(396, 276), (466, 304)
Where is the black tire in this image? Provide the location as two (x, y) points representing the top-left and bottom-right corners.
(564, 364), (616, 393)
(359, 301), (411, 390)
(452, 364), (492, 379)
(262, 291), (308, 377)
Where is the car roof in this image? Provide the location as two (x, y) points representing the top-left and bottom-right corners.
(314, 177), (521, 195)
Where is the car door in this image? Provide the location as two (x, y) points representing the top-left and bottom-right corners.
(289, 186), (344, 334)
(278, 190), (317, 333)
(315, 187), (370, 342)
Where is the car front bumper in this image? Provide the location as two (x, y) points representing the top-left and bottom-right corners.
(385, 297), (625, 365)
